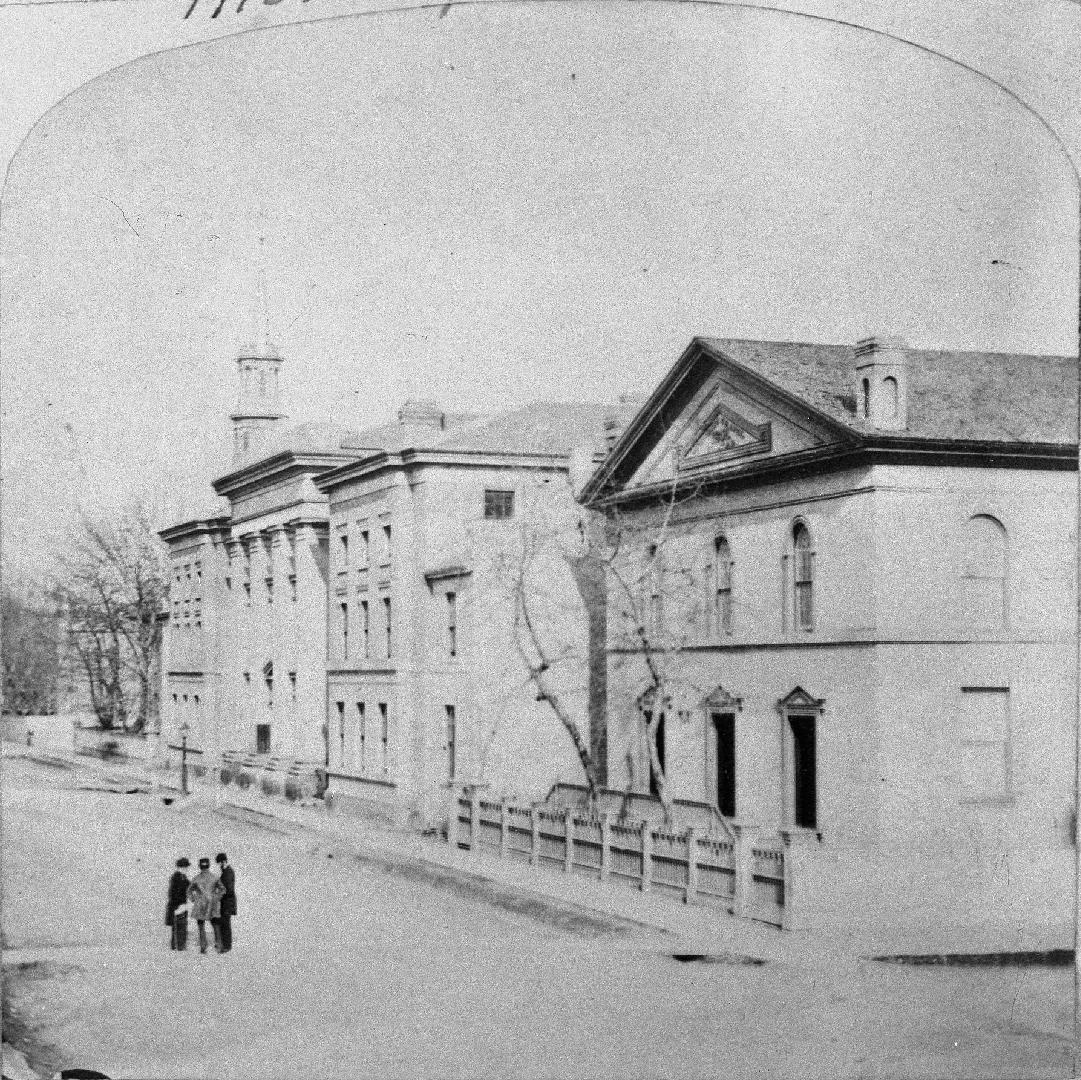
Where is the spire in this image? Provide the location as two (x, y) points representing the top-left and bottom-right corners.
(230, 235), (286, 464)
(244, 235), (279, 360)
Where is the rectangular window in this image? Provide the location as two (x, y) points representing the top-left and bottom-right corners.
(289, 575), (297, 603)
(383, 597), (392, 658)
(715, 557), (732, 635)
(288, 672), (297, 701)
(361, 599), (370, 659)
(361, 530), (370, 567)
(243, 581), (252, 605)
(194, 561), (202, 580)
(341, 602), (349, 658)
(256, 723), (271, 755)
(193, 598), (202, 628)
(382, 524), (392, 564)
(788, 715), (817, 829)
(337, 701), (346, 767)
(957, 687), (1010, 800)
(445, 704), (456, 781)
(356, 702), (366, 773)
(483, 489), (515, 519)
(339, 531), (349, 563)
(795, 550), (814, 630)
(265, 577), (273, 605)
(447, 592), (458, 658)
(379, 703), (389, 776)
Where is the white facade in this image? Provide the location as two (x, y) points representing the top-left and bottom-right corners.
(588, 335), (1077, 935)
(317, 406), (608, 825)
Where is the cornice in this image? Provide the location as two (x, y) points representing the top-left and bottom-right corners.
(158, 517), (232, 544)
(592, 438), (1076, 512)
(315, 447), (577, 494)
(213, 450), (362, 500)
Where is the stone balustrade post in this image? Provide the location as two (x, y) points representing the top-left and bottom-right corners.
(564, 807), (574, 874)
(640, 821), (652, 893)
(733, 822), (762, 919)
(685, 826), (698, 905)
(446, 785), (459, 849)
(599, 811), (611, 882)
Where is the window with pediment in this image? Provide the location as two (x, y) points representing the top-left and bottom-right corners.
(703, 685), (741, 816)
(778, 687), (822, 831)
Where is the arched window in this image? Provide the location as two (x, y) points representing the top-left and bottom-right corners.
(883, 376), (899, 419)
(861, 378), (870, 418)
(714, 536), (733, 635)
(960, 515), (1007, 629)
(792, 523), (815, 631)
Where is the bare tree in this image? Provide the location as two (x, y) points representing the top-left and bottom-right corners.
(50, 502), (168, 731)
(601, 481), (709, 818)
(505, 521), (604, 801)
(1, 584), (61, 715)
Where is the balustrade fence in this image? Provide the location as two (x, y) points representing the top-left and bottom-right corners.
(450, 789), (786, 928)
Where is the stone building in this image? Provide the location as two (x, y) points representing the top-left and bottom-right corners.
(582, 335), (1078, 936)
(158, 343), (359, 776)
(314, 402), (610, 825)
(159, 342), (611, 817)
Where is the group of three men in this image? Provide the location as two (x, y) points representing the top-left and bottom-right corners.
(166, 852), (237, 954)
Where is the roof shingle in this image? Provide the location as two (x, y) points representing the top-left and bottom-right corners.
(701, 338), (1078, 444)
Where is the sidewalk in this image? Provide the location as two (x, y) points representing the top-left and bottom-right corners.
(181, 779), (1056, 969)
(12, 744), (1070, 970)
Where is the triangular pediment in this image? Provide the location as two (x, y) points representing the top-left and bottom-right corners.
(582, 338), (858, 502)
(703, 684), (743, 711)
(777, 686), (824, 711)
(676, 402), (771, 472)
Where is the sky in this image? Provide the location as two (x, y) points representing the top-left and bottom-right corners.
(1, 1), (1079, 581)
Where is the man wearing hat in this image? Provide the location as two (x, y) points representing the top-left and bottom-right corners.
(187, 857), (226, 954)
(214, 852), (236, 954)
(165, 858), (191, 951)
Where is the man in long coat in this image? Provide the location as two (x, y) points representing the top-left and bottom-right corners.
(187, 857), (226, 954)
(214, 852), (236, 954)
(165, 858), (190, 951)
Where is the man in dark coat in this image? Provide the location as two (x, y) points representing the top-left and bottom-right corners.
(214, 852), (236, 953)
(188, 857), (225, 954)
(165, 858), (190, 951)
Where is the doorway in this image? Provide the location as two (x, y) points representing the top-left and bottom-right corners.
(788, 714), (817, 829)
(711, 711), (736, 817)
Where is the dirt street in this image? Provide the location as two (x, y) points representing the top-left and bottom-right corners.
(2, 757), (1074, 1079)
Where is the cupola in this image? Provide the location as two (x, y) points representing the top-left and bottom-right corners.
(854, 336), (908, 431)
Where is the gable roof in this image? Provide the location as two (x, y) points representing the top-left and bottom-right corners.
(705, 338), (1077, 444)
(435, 401), (610, 456)
(583, 336), (1078, 504)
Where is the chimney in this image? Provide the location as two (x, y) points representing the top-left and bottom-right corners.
(603, 393), (648, 454)
(396, 400), (446, 448)
(854, 336), (908, 431)
(397, 400), (445, 430)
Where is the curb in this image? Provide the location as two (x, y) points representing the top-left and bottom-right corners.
(205, 797), (660, 937)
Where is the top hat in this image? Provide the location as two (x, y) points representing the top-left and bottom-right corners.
(215, 852), (228, 864)
(198, 857), (211, 869)
(176, 857), (190, 868)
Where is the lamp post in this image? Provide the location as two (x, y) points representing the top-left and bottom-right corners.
(180, 721), (190, 796)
